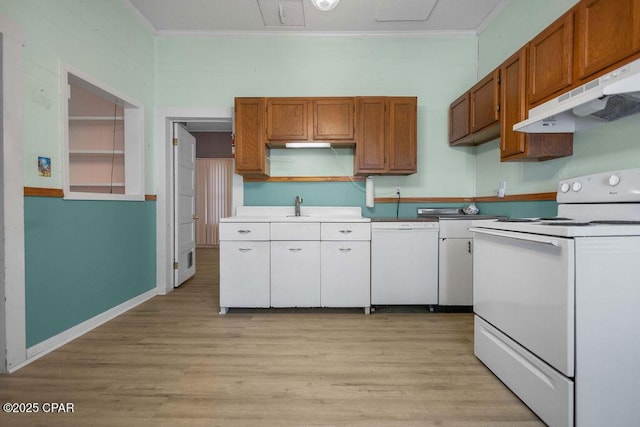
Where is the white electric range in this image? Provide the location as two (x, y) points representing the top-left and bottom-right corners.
(470, 168), (640, 427)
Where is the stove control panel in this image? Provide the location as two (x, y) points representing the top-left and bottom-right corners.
(557, 168), (640, 203)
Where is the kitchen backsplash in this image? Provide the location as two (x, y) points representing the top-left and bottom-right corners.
(243, 181), (557, 219)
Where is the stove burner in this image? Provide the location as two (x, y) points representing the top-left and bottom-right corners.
(496, 218), (539, 223)
(589, 220), (640, 225)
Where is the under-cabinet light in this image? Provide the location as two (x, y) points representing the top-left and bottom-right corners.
(285, 142), (331, 148)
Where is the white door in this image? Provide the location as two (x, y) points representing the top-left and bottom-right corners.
(173, 123), (196, 287)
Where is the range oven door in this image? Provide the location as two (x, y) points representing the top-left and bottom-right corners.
(470, 227), (575, 377)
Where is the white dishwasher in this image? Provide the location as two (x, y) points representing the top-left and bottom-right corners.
(371, 220), (439, 305)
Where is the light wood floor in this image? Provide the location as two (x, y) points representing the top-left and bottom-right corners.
(0, 248), (542, 426)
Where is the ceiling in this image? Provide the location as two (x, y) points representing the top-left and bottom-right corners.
(127, 0), (509, 36)
(132, 0), (509, 132)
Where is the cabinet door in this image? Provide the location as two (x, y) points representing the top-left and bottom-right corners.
(438, 239), (473, 306)
(470, 69), (500, 133)
(528, 12), (574, 106)
(501, 48), (574, 162)
(448, 93), (470, 144)
(354, 97), (387, 174)
(266, 98), (309, 141)
(500, 49), (527, 159)
(387, 97), (417, 174)
(270, 241), (320, 307)
(313, 97), (355, 141)
(321, 241), (370, 308)
(575, 0), (640, 81)
(234, 98), (269, 176)
(219, 241), (270, 308)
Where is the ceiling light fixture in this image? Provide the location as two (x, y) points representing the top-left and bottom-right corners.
(310, 0), (340, 12)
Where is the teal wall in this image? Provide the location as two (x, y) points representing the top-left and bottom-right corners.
(244, 181), (556, 219)
(24, 197), (156, 347)
(0, 1), (158, 347)
(475, 0), (640, 196)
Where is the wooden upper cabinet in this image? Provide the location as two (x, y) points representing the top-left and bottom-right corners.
(355, 97), (417, 175)
(313, 97), (355, 141)
(528, 12), (574, 106)
(266, 97), (355, 144)
(387, 97), (417, 174)
(449, 70), (500, 146)
(234, 97), (269, 176)
(500, 49), (527, 159)
(266, 98), (309, 141)
(355, 97), (387, 175)
(470, 69), (500, 133)
(448, 93), (470, 144)
(574, 0), (640, 81)
(500, 48), (573, 162)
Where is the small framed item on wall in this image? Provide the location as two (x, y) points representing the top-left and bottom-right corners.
(38, 156), (51, 177)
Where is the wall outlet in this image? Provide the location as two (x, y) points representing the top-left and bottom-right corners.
(395, 186), (401, 195)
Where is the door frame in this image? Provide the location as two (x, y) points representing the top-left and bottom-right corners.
(0, 15), (26, 373)
(155, 107), (240, 295)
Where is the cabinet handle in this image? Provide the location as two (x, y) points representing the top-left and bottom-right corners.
(289, 248), (302, 252)
(468, 241), (472, 253)
(339, 229), (353, 234)
(339, 248), (352, 252)
(237, 229), (251, 234)
(238, 248), (252, 252)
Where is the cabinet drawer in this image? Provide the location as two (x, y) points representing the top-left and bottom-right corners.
(219, 222), (270, 241)
(321, 223), (370, 240)
(271, 222), (320, 240)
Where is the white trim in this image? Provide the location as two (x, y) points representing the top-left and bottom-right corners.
(155, 107), (234, 295)
(121, 0), (157, 35)
(476, 0), (510, 35)
(0, 13), (26, 373)
(18, 288), (156, 372)
(154, 29), (477, 39)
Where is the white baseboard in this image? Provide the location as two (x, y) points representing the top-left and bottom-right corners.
(16, 289), (157, 371)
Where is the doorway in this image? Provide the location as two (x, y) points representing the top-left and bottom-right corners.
(155, 107), (240, 295)
(173, 121), (234, 287)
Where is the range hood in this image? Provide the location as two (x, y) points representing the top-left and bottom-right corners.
(514, 57), (640, 133)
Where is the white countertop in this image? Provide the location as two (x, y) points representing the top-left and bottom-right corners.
(220, 206), (371, 223)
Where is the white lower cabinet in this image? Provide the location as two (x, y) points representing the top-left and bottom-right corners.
(219, 240), (270, 309)
(438, 238), (473, 305)
(220, 219), (371, 313)
(270, 241), (320, 307)
(321, 241), (370, 307)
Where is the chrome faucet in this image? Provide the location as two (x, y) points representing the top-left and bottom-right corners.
(294, 195), (303, 217)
